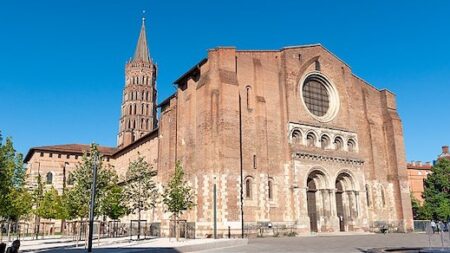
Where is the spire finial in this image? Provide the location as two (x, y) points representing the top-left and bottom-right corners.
(142, 10), (146, 23)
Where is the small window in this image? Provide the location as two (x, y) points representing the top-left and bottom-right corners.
(67, 173), (74, 186)
(381, 187), (386, 207)
(268, 180), (273, 200)
(75, 155), (78, 160)
(46, 172), (53, 185)
(320, 135), (330, 149)
(291, 130), (302, 144)
(334, 137), (343, 150)
(49, 153), (53, 158)
(40, 152), (44, 157)
(307, 133), (316, 147)
(245, 178), (252, 199)
(58, 154), (61, 158)
(66, 154), (70, 159)
(347, 139), (356, 152)
(365, 184), (371, 207)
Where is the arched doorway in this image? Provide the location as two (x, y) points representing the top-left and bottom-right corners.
(335, 172), (355, 232)
(306, 170), (328, 233)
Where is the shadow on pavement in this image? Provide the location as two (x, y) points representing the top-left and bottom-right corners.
(35, 247), (182, 253)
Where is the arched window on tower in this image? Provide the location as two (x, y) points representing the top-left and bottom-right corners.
(146, 92), (149, 101)
(129, 105), (132, 114)
(46, 172), (53, 185)
(132, 120), (136, 129)
(146, 104), (149, 115)
(141, 118), (144, 129)
(133, 104), (136, 114)
(128, 120), (131, 129)
(141, 104), (144, 114)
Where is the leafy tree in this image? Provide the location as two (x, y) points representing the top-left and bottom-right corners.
(0, 133), (31, 240)
(65, 144), (118, 220)
(162, 161), (195, 241)
(123, 155), (157, 239)
(422, 158), (450, 221)
(35, 187), (63, 220)
(102, 184), (128, 220)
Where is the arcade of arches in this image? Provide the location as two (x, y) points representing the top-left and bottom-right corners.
(305, 169), (361, 233)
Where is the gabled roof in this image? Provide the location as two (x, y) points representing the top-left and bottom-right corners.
(24, 144), (116, 163)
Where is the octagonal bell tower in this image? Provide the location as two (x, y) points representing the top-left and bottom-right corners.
(117, 17), (157, 148)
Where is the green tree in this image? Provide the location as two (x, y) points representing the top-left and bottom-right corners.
(65, 144), (118, 220)
(123, 155), (157, 239)
(422, 158), (450, 221)
(0, 133), (31, 240)
(35, 187), (63, 220)
(162, 161), (195, 241)
(102, 184), (128, 220)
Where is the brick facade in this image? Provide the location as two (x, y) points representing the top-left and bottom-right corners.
(24, 20), (414, 237)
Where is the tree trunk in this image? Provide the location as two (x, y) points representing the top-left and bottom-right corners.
(138, 207), (141, 240)
(175, 214), (179, 242)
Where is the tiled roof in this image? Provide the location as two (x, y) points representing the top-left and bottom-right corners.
(24, 144), (116, 163)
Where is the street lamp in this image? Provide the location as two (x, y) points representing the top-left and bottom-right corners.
(87, 153), (99, 253)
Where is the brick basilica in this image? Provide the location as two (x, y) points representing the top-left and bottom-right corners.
(25, 18), (413, 236)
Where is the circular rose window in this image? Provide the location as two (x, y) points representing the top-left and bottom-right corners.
(300, 73), (339, 122)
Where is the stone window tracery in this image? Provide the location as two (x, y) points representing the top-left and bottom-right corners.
(303, 78), (329, 117)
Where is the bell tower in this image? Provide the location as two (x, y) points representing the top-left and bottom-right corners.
(117, 17), (157, 148)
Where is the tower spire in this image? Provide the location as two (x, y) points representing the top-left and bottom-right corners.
(132, 12), (151, 63)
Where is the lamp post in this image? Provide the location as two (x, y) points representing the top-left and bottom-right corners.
(87, 153), (99, 253)
(213, 176), (217, 239)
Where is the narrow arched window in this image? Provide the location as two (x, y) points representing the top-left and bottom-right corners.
(46, 172), (53, 185)
(133, 104), (137, 114)
(245, 178), (252, 199)
(307, 133), (316, 147)
(365, 184), (371, 207)
(291, 130), (302, 144)
(129, 105), (132, 114)
(381, 187), (386, 207)
(141, 118), (144, 129)
(146, 119), (149, 129)
(146, 104), (149, 115)
(268, 179), (273, 200)
(246, 86), (252, 110)
(141, 104), (144, 114)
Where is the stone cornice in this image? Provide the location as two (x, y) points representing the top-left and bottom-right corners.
(293, 151), (364, 166)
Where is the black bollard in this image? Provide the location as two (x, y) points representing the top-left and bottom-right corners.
(228, 226), (231, 239)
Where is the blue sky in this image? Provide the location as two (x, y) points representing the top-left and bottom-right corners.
(1, 0), (449, 162)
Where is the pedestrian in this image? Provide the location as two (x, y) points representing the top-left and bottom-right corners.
(431, 220), (437, 234)
(0, 243), (6, 253)
(5, 240), (20, 253)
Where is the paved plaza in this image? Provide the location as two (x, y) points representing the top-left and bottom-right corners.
(6, 232), (449, 253)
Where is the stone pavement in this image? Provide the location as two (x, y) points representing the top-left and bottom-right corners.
(202, 232), (450, 253)
(2, 232), (449, 253)
(1, 235), (247, 253)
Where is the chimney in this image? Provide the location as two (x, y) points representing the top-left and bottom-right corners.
(442, 145), (449, 154)
(417, 161), (422, 166)
(425, 161), (431, 166)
